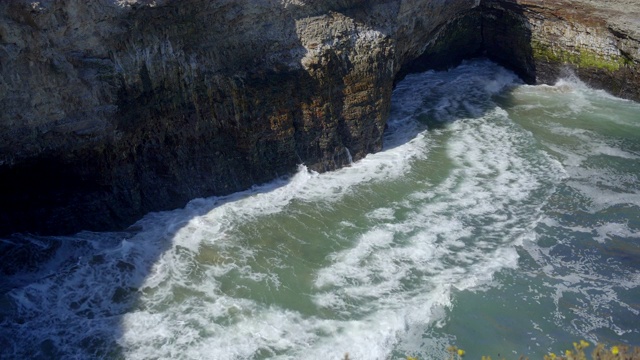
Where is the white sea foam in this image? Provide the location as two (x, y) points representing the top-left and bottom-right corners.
(539, 131), (640, 213)
(511, 74), (640, 345)
(516, 79), (640, 215)
(594, 222), (640, 243)
(115, 60), (552, 359)
(9, 59), (634, 359)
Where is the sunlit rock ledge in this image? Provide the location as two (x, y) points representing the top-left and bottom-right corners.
(0, 0), (638, 235)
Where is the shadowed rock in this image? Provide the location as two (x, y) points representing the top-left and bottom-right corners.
(0, 0), (639, 236)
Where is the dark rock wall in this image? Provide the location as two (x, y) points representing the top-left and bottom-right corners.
(0, 0), (478, 235)
(481, 0), (537, 83)
(1, 0), (639, 236)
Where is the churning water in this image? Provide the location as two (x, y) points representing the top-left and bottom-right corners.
(1, 59), (639, 359)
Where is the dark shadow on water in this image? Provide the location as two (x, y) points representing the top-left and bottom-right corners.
(384, 57), (526, 154)
(0, 174), (296, 359)
(381, 0), (537, 152)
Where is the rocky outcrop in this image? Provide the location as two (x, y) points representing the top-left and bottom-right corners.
(0, 0), (480, 235)
(482, 0), (640, 100)
(1, 0), (639, 236)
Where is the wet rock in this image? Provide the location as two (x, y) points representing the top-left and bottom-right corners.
(483, 0), (640, 100)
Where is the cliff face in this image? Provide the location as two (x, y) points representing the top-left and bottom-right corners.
(1, 0), (639, 236)
(0, 0), (480, 235)
(482, 0), (640, 100)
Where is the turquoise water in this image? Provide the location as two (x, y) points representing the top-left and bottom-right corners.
(1, 59), (639, 359)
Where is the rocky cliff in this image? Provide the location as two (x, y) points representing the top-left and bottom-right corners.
(482, 0), (640, 100)
(1, 0), (639, 236)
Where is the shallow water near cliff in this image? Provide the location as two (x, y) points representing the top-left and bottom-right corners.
(1, 59), (640, 359)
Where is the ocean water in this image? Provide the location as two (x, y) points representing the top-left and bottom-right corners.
(1, 59), (639, 359)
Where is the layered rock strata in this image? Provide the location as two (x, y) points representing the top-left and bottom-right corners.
(0, 0), (480, 235)
(0, 0), (639, 236)
(482, 0), (640, 100)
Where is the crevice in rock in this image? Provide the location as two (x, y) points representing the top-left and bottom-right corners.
(397, 1), (537, 86)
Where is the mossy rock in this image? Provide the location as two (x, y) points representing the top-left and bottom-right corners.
(532, 40), (632, 72)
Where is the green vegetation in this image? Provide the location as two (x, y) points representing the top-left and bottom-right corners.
(341, 341), (640, 360)
(543, 341), (640, 360)
(532, 40), (632, 71)
(405, 342), (640, 360)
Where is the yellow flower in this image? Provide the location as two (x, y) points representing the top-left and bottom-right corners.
(580, 340), (590, 348)
(406, 356), (418, 360)
(611, 346), (619, 355)
(549, 352), (557, 359)
(566, 350), (573, 357)
(458, 349), (466, 357)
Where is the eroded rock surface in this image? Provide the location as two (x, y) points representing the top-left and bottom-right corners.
(0, 0), (479, 235)
(483, 0), (640, 100)
(1, 0), (639, 235)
